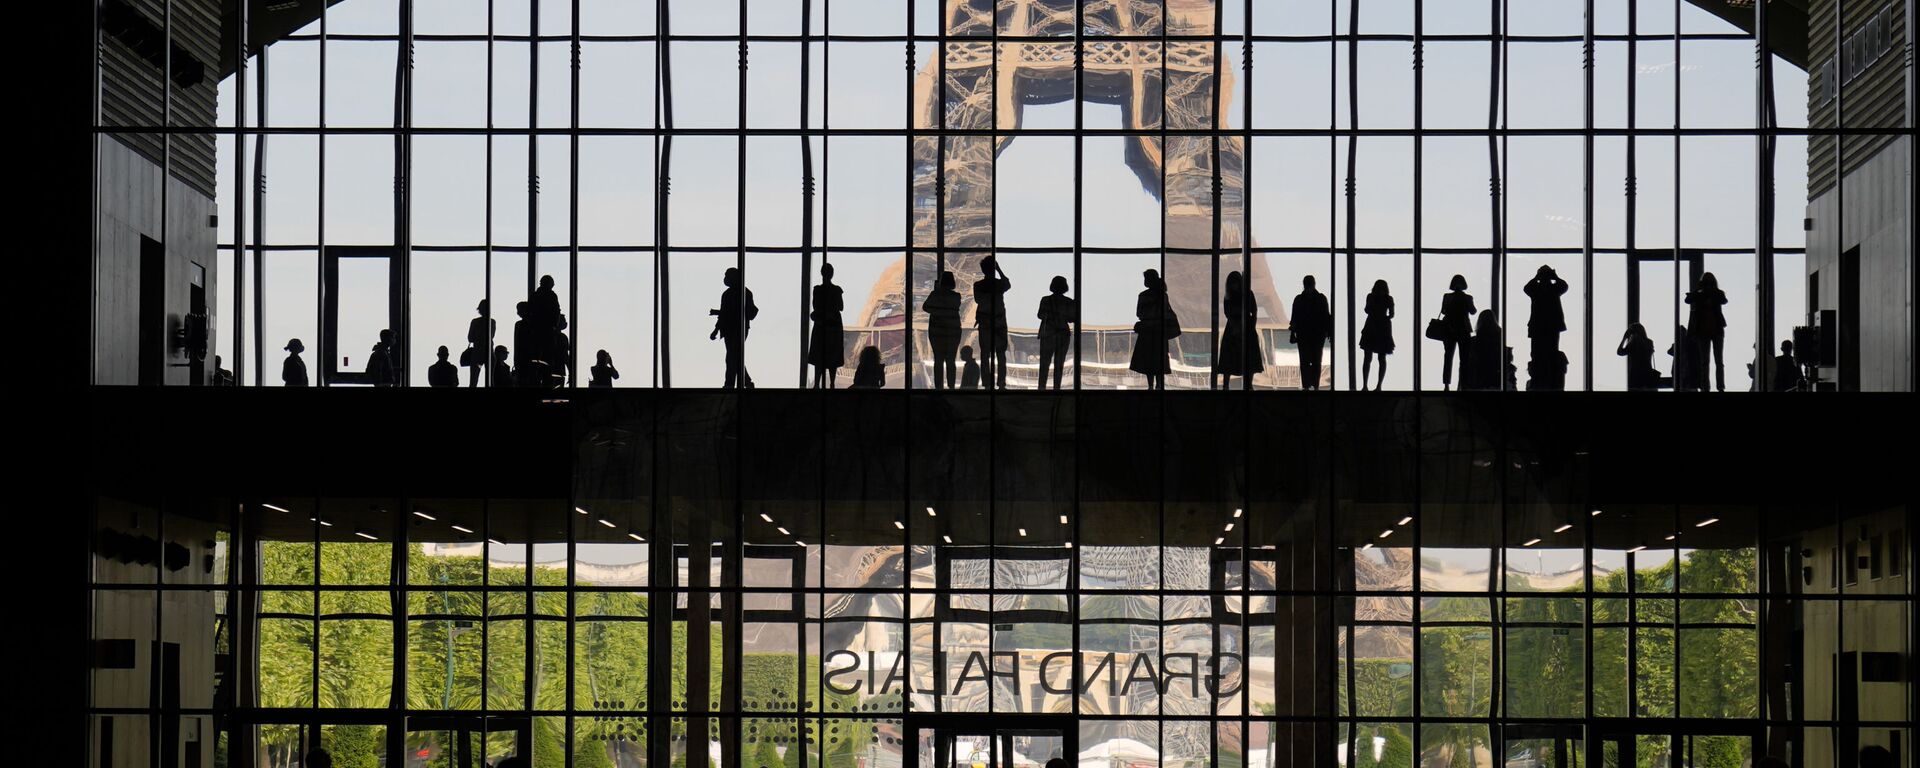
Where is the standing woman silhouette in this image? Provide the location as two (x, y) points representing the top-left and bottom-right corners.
(922, 270), (963, 389)
(808, 262), (845, 388)
(1686, 271), (1729, 391)
(1359, 280), (1395, 391)
(1617, 323), (1658, 391)
(1130, 269), (1177, 390)
(282, 338), (309, 387)
(1214, 270), (1264, 390)
(1035, 276), (1077, 390)
(1438, 275), (1476, 390)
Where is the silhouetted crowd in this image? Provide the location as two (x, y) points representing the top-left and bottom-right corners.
(271, 264), (1804, 392)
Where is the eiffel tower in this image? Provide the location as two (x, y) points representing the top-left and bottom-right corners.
(847, 0), (1299, 388)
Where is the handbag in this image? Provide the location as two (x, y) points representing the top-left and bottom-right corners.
(1162, 306), (1184, 340)
(459, 346), (480, 367)
(1425, 317), (1448, 342)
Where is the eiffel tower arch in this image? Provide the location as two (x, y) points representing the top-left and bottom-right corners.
(847, 0), (1298, 388)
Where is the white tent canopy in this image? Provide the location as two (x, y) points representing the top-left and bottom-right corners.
(1077, 738), (1160, 768)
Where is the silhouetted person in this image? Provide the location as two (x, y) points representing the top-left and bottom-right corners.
(923, 270), (963, 389)
(531, 274), (562, 340)
(850, 345), (885, 388)
(1772, 340), (1799, 392)
(428, 345), (459, 388)
(212, 356), (236, 386)
(1859, 746), (1894, 768)
(1686, 271), (1729, 391)
(1214, 270), (1263, 390)
(960, 345), (980, 389)
(368, 329), (399, 387)
(464, 299), (494, 386)
(513, 301), (543, 387)
(282, 338), (309, 387)
(1437, 274), (1476, 390)
(1131, 269), (1177, 390)
(973, 256), (1012, 389)
(1617, 323), (1659, 391)
(1463, 308), (1505, 391)
(303, 748), (333, 768)
(1036, 275), (1077, 390)
(1290, 275), (1332, 390)
(1528, 351), (1569, 391)
(1524, 265), (1568, 391)
(1669, 324), (1700, 391)
(589, 349), (619, 388)
(490, 345), (513, 388)
(548, 315), (571, 388)
(1359, 279), (1395, 391)
(711, 267), (758, 389)
(809, 262), (846, 388)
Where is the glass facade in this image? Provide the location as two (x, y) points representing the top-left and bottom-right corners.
(83, 0), (1914, 766)
(90, 0), (1912, 391)
(87, 392), (1913, 768)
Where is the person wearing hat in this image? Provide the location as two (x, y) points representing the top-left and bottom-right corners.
(428, 345), (460, 388)
(282, 339), (309, 387)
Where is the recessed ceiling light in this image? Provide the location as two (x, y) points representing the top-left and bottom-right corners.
(1214, 537), (1225, 546)
(1224, 522), (1235, 532)
(1059, 515), (1069, 525)
(1590, 509), (1603, 516)
(760, 513), (774, 523)
(412, 510), (437, 521)
(1018, 528), (1028, 537)
(450, 523), (474, 534)
(1064, 541), (1073, 549)
(1233, 509), (1243, 518)
(1523, 538), (1542, 547)
(894, 520), (906, 530)
(354, 530), (378, 541)
(1694, 518), (1719, 528)
(794, 540), (805, 547)
(942, 535), (953, 544)
(575, 506), (590, 516)
(627, 532), (646, 542)
(1664, 533), (1678, 541)
(1378, 529), (1394, 539)
(597, 518), (616, 528)
(487, 538), (504, 546)
(1362, 543), (1374, 550)
(777, 527), (790, 535)
(1397, 516), (1413, 526)
(262, 503), (289, 514)
(1553, 524), (1573, 533)
(1626, 545), (1646, 553)
(926, 507), (937, 517)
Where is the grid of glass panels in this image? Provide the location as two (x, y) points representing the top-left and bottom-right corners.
(91, 0), (1905, 391)
(87, 395), (1914, 767)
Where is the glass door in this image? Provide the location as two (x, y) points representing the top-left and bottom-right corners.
(404, 716), (530, 768)
(323, 246), (404, 385)
(1592, 723), (1757, 768)
(910, 715), (1073, 768)
(1505, 724), (1584, 768)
